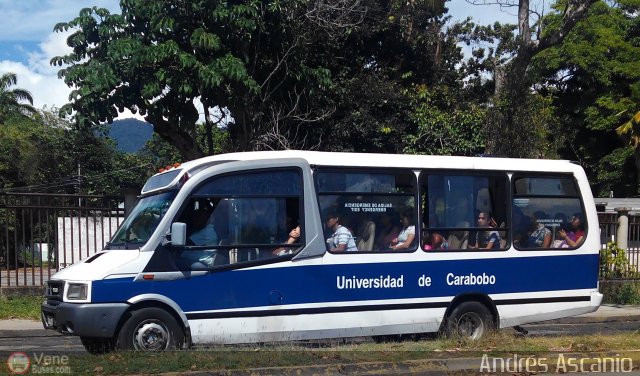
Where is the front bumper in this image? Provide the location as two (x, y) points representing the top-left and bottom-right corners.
(41, 300), (129, 338)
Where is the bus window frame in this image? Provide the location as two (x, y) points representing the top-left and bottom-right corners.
(418, 170), (511, 253)
(511, 172), (587, 252)
(169, 166), (306, 269)
(313, 166), (419, 254)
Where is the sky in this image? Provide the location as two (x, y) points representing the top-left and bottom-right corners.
(0, 0), (517, 120)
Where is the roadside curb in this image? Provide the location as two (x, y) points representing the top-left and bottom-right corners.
(543, 314), (640, 325)
(165, 353), (640, 376)
(0, 328), (55, 337)
(160, 358), (477, 375)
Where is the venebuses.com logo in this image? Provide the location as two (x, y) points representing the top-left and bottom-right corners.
(6, 351), (71, 374)
(6, 352), (30, 374)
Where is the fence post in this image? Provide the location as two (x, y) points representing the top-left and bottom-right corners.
(122, 185), (141, 220)
(616, 207), (629, 251)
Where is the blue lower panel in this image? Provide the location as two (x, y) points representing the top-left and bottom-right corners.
(92, 254), (599, 313)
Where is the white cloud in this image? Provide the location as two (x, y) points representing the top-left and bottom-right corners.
(0, 29), (72, 111)
(0, 0), (120, 42)
(0, 58), (69, 112)
(0, 28), (146, 121)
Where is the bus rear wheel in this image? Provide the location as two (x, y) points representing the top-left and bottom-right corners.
(445, 301), (494, 340)
(117, 307), (184, 351)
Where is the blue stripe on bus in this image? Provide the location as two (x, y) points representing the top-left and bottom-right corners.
(91, 253), (599, 313)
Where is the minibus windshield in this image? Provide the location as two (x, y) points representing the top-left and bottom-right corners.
(108, 191), (177, 249)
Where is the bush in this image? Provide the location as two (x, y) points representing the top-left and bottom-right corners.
(601, 280), (640, 305)
(600, 242), (638, 279)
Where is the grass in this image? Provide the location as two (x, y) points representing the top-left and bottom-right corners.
(2, 298), (638, 374)
(3, 331), (640, 375)
(0, 295), (43, 320)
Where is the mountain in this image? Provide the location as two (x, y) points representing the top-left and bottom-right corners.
(108, 119), (154, 153)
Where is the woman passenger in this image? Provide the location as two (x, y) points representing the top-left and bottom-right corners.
(375, 211), (400, 250)
(390, 209), (415, 251)
(558, 213), (585, 247)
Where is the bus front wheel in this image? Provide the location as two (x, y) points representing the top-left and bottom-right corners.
(445, 301), (494, 340)
(80, 336), (115, 355)
(117, 307), (184, 351)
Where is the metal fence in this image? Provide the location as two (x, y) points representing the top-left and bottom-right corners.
(599, 211), (640, 279)
(0, 192), (124, 287)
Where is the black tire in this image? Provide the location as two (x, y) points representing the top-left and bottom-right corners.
(80, 336), (115, 355)
(445, 301), (494, 340)
(116, 307), (184, 351)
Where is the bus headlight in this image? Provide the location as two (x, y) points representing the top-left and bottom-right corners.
(66, 283), (88, 300)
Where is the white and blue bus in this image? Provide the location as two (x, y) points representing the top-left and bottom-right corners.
(41, 151), (602, 353)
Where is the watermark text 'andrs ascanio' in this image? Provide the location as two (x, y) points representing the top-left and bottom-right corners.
(480, 354), (633, 373)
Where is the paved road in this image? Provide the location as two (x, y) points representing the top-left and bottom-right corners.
(1, 320), (638, 354)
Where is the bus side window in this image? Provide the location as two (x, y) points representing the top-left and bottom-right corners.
(421, 173), (508, 251)
(174, 168), (304, 270)
(512, 176), (585, 250)
(316, 169), (417, 253)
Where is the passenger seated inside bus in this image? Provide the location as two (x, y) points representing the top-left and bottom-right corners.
(423, 232), (448, 250)
(390, 209), (415, 251)
(272, 225), (301, 256)
(468, 211), (501, 250)
(178, 199), (221, 269)
(325, 210), (358, 252)
(557, 213), (585, 248)
(189, 206), (218, 246)
(522, 211), (552, 248)
(375, 211), (400, 251)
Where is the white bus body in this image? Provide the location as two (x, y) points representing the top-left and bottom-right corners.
(41, 151), (602, 353)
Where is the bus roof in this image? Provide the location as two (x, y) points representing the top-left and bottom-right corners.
(144, 151), (582, 194)
(176, 150), (579, 173)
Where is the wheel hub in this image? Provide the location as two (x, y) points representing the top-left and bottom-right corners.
(457, 312), (484, 340)
(134, 322), (169, 351)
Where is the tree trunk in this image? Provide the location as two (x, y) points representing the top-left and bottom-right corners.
(487, 0), (597, 157)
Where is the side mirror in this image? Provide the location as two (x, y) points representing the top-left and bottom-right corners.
(171, 222), (187, 247)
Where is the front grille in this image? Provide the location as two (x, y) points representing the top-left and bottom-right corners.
(45, 280), (64, 301)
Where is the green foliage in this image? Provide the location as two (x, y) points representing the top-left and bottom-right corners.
(0, 73), (36, 123)
(138, 123), (230, 170)
(487, 91), (562, 158)
(600, 242), (638, 280)
(534, 1), (640, 195)
(404, 84), (485, 156)
(52, 0), (332, 157)
(601, 280), (640, 305)
(595, 147), (637, 197)
(0, 110), (151, 195)
(52, 0), (476, 157)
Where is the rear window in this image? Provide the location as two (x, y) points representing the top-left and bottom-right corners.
(512, 175), (585, 250)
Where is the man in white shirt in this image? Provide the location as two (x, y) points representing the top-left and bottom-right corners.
(325, 211), (358, 252)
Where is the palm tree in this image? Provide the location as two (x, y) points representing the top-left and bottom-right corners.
(0, 72), (36, 123)
(616, 110), (640, 187)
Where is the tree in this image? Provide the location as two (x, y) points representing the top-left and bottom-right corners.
(53, 0), (475, 159)
(0, 72), (36, 123)
(403, 84), (486, 156)
(300, 1), (471, 154)
(0, 109), (151, 195)
(467, 0), (598, 157)
(533, 0), (640, 196)
(53, 1), (340, 159)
